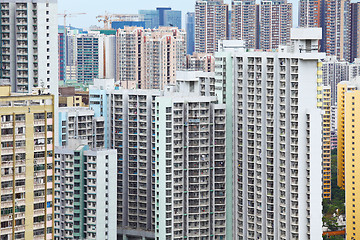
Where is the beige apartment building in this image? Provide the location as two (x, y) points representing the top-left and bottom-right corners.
(0, 83), (55, 240)
(116, 27), (186, 90)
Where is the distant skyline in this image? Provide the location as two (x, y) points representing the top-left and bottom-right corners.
(58, 0), (299, 29)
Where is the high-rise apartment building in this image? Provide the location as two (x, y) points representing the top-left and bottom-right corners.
(0, 82), (55, 240)
(215, 28), (325, 239)
(322, 0), (351, 61)
(298, 0), (321, 27)
(259, 0), (292, 50)
(0, 0), (58, 97)
(321, 57), (360, 106)
(65, 29), (79, 67)
(321, 56), (350, 106)
(154, 81), (227, 239)
(322, 86), (332, 199)
(83, 72), (218, 239)
(110, 89), (160, 239)
(336, 79), (360, 239)
(76, 33), (101, 83)
(230, 0), (292, 50)
(58, 107), (105, 149)
(76, 32), (116, 84)
(350, 2), (360, 62)
(231, 0), (259, 49)
(54, 142), (117, 240)
(88, 78), (113, 149)
(58, 32), (66, 83)
(116, 27), (186, 89)
(64, 29), (78, 81)
(299, 0), (354, 61)
(186, 12), (195, 55)
(195, 0), (229, 53)
(337, 80), (360, 189)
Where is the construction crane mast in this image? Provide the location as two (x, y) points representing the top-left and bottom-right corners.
(58, 11), (86, 31)
(57, 11), (86, 83)
(96, 12), (114, 30)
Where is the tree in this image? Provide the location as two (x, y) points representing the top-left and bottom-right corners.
(323, 216), (339, 231)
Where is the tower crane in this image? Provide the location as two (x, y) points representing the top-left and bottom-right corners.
(57, 11), (86, 83)
(96, 12), (114, 30)
(58, 11), (87, 32)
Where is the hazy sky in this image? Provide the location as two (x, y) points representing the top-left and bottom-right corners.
(58, 0), (299, 30)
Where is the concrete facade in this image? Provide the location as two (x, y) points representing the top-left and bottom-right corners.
(155, 81), (227, 239)
(195, 0), (229, 53)
(215, 29), (324, 239)
(0, 85), (55, 240)
(54, 143), (117, 240)
(116, 27), (186, 90)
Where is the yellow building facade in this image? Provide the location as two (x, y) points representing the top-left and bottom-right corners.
(322, 86), (331, 199)
(337, 80), (360, 239)
(0, 85), (55, 239)
(317, 62), (331, 199)
(344, 90), (360, 239)
(338, 82), (357, 189)
(59, 95), (84, 107)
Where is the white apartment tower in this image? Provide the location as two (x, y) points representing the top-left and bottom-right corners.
(155, 80), (227, 239)
(215, 29), (325, 239)
(321, 56), (350, 106)
(58, 107), (105, 149)
(54, 142), (117, 240)
(0, 0), (58, 97)
(107, 72), (219, 239)
(110, 89), (160, 239)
